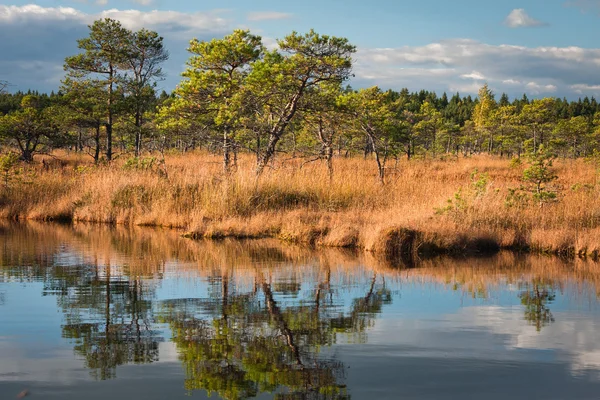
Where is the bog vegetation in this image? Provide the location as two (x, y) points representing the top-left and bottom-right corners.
(2, 19), (600, 258)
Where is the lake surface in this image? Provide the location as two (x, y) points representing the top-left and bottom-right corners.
(2, 223), (600, 399)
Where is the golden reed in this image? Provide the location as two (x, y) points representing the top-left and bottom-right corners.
(2, 151), (600, 258)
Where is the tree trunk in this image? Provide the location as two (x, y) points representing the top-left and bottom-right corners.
(368, 133), (385, 185)
(363, 136), (371, 159)
(255, 135), (278, 178)
(106, 117), (113, 161)
(21, 149), (33, 163)
(325, 144), (334, 182)
(317, 119), (334, 182)
(78, 128), (84, 152)
(106, 66), (114, 161)
(233, 143), (238, 171)
(432, 129), (437, 158)
(134, 111), (142, 157)
(223, 128), (231, 174)
(94, 125), (101, 164)
(255, 133), (261, 164)
(255, 85), (306, 178)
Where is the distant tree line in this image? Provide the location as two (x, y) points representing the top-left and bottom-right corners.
(1, 19), (600, 180)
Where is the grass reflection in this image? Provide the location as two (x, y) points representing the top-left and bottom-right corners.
(1, 222), (600, 397)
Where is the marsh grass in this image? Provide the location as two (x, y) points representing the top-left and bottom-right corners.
(3, 151), (600, 257)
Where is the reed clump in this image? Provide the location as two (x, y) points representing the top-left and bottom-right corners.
(3, 151), (600, 257)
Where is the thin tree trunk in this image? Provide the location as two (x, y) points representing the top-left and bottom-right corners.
(78, 128), (84, 152)
(106, 66), (114, 161)
(326, 144), (334, 182)
(255, 84), (306, 178)
(134, 111), (142, 157)
(106, 114), (113, 161)
(223, 127), (231, 174)
(366, 131), (385, 185)
(94, 125), (101, 164)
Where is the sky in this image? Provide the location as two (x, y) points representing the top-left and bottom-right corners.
(1, 0), (600, 99)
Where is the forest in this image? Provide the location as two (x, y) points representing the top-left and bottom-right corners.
(1, 19), (600, 172)
(2, 18), (600, 259)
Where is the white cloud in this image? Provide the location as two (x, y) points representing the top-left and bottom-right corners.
(449, 306), (600, 377)
(0, 4), (233, 91)
(525, 81), (558, 94)
(373, 304), (600, 379)
(74, 0), (154, 6)
(505, 8), (547, 28)
(0, 4), (230, 38)
(571, 83), (600, 94)
(247, 11), (292, 21)
(461, 71), (486, 80)
(97, 9), (229, 37)
(262, 36), (280, 51)
(449, 82), (487, 94)
(0, 4), (84, 22)
(503, 79), (522, 85)
(354, 39), (600, 97)
(1, 4), (599, 98)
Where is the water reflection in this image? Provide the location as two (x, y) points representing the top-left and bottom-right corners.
(60, 273), (161, 380)
(1, 222), (600, 398)
(519, 279), (556, 332)
(158, 271), (371, 398)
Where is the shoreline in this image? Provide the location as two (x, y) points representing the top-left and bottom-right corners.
(4, 214), (594, 262)
(2, 152), (600, 262)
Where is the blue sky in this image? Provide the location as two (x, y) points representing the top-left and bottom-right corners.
(1, 0), (600, 98)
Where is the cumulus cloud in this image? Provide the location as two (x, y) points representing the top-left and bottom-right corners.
(525, 81), (558, 94)
(503, 79), (522, 85)
(571, 83), (600, 93)
(74, 0), (154, 6)
(247, 11), (292, 21)
(374, 304), (600, 380)
(0, 4), (231, 39)
(448, 306), (600, 377)
(0, 4), (232, 91)
(449, 82), (486, 94)
(504, 8), (547, 28)
(461, 71), (486, 80)
(1, 4), (599, 98)
(354, 39), (600, 97)
(97, 9), (229, 37)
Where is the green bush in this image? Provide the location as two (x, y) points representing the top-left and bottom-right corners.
(522, 145), (558, 205)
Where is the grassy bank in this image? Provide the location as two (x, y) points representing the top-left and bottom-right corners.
(2, 151), (600, 259)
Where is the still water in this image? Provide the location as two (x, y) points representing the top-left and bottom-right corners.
(1, 222), (600, 399)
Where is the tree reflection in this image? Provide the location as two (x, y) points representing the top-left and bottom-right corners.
(8, 222), (596, 398)
(160, 270), (391, 399)
(519, 278), (556, 332)
(52, 262), (162, 380)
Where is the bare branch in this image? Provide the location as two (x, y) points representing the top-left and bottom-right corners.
(0, 80), (10, 94)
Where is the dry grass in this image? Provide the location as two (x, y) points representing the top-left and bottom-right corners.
(2, 150), (600, 257)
